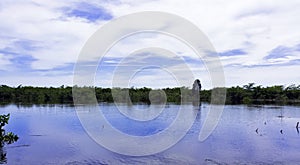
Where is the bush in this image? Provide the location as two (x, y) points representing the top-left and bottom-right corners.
(0, 114), (18, 147)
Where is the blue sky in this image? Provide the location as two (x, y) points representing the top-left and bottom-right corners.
(0, 0), (300, 89)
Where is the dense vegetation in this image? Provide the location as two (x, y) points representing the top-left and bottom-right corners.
(0, 113), (18, 163)
(201, 83), (300, 105)
(0, 83), (300, 105)
(0, 114), (18, 147)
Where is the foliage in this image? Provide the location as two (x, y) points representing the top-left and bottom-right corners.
(0, 114), (18, 147)
(225, 83), (299, 105)
(0, 84), (300, 105)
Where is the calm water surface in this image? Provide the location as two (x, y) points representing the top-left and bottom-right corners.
(1, 103), (300, 164)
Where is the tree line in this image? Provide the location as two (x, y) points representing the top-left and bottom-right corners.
(201, 83), (300, 105)
(0, 83), (300, 105)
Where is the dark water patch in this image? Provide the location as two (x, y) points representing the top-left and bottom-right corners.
(6, 144), (30, 148)
(205, 158), (228, 165)
(29, 134), (45, 137)
(65, 159), (109, 165)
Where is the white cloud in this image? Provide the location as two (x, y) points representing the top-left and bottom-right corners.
(107, 0), (300, 55)
(225, 64), (300, 87)
(0, 0), (103, 70)
(0, 0), (300, 87)
(0, 73), (74, 87)
(0, 53), (12, 70)
(105, 0), (300, 87)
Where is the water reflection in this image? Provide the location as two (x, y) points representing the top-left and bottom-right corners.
(74, 103), (199, 156)
(0, 147), (7, 164)
(0, 104), (300, 164)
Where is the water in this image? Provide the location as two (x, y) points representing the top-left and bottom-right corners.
(1, 103), (300, 164)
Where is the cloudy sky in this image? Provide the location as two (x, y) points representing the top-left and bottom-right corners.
(0, 0), (300, 89)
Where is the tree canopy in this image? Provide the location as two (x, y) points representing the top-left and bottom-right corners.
(0, 83), (300, 105)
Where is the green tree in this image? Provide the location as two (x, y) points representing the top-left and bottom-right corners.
(0, 114), (18, 147)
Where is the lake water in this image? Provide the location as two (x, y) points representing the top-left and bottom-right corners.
(1, 103), (300, 164)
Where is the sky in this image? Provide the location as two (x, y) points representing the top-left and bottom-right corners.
(0, 0), (300, 89)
